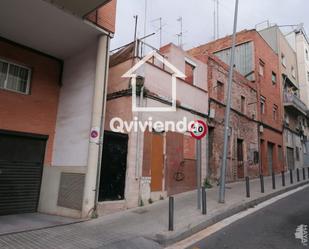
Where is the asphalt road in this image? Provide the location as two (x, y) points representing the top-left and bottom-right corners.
(187, 187), (309, 249)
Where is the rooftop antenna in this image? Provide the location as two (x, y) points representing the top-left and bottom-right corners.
(177, 17), (183, 48)
(144, 0), (148, 39)
(151, 17), (165, 48)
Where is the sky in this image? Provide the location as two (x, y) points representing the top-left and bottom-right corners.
(111, 0), (309, 51)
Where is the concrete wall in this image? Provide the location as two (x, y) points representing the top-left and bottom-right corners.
(52, 41), (98, 167)
(38, 166), (86, 218)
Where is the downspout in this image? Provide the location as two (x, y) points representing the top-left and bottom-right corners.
(136, 86), (144, 206)
(93, 35), (111, 217)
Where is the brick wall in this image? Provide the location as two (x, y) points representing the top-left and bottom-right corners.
(86, 0), (117, 33)
(0, 40), (61, 165)
(190, 29), (284, 177)
(205, 55), (259, 182)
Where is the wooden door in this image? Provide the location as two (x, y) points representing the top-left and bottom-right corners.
(151, 134), (164, 191)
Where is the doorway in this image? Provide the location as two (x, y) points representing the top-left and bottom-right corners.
(287, 147), (295, 170)
(99, 131), (128, 201)
(0, 130), (47, 216)
(150, 133), (164, 192)
(237, 139), (244, 179)
(267, 142), (274, 174)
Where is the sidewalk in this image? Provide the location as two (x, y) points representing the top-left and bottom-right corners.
(0, 172), (308, 249)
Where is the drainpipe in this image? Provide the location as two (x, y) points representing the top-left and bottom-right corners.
(136, 86), (144, 206)
(82, 35), (110, 218)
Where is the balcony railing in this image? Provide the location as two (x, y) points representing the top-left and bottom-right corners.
(284, 92), (308, 115)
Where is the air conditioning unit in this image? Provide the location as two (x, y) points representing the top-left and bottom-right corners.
(259, 125), (264, 133)
(209, 108), (216, 119)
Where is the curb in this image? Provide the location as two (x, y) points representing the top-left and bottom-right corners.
(154, 180), (309, 246)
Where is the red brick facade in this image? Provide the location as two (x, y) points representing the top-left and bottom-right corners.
(86, 0), (117, 33)
(190, 30), (284, 176)
(0, 39), (61, 165)
(199, 54), (259, 182)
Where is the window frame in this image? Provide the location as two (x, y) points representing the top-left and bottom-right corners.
(281, 53), (286, 67)
(271, 71), (277, 85)
(184, 57), (196, 85)
(260, 96), (266, 114)
(272, 104), (278, 121)
(0, 58), (31, 95)
(258, 59), (265, 77)
(241, 95), (246, 113)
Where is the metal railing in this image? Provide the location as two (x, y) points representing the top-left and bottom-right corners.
(284, 91), (308, 114)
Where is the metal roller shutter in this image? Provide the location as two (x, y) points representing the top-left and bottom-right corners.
(0, 131), (47, 216)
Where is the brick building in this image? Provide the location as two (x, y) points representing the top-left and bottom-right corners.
(259, 25), (308, 171)
(103, 42), (208, 213)
(193, 53), (259, 182)
(190, 29), (284, 176)
(0, 0), (117, 218)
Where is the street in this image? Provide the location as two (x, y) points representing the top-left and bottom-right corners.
(187, 187), (309, 249)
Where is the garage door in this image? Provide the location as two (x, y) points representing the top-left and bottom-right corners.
(0, 131), (47, 216)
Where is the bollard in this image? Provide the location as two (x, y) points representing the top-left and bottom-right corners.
(245, 176), (250, 198)
(297, 168), (300, 182)
(202, 187), (207, 215)
(281, 171), (285, 187)
(272, 172), (276, 189)
(260, 175), (265, 193)
(290, 169), (294, 184)
(168, 196), (174, 231)
(308, 167), (309, 179)
(303, 168), (306, 180)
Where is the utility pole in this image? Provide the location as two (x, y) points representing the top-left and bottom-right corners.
(213, 0), (216, 40)
(218, 0), (239, 204)
(217, 0), (219, 39)
(213, 0), (220, 40)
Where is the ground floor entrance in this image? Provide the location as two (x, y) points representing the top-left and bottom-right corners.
(0, 130), (47, 216)
(99, 131), (128, 201)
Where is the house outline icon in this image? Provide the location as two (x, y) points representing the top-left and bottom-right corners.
(122, 50), (186, 112)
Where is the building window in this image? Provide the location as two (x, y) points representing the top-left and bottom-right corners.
(281, 53), (286, 67)
(291, 66), (296, 79)
(307, 71), (309, 82)
(272, 71), (277, 85)
(241, 96), (246, 113)
(217, 81), (224, 102)
(273, 104), (278, 121)
(303, 143), (307, 154)
(259, 60), (265, 76)
(296, 147), (300, 161)
(260, 96), (266, 114)
(306, 49), (309, 61)
(0, 59), (31, 94)
(185, 60), (195, 85)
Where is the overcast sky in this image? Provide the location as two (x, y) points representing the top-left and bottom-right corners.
(111, 0), (309, 51)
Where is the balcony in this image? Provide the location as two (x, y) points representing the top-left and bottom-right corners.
(0, 0), (112, 59)
(284, 92), (308, 115)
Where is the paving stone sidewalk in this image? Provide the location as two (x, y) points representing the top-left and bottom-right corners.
(0, 172), (308, 249)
